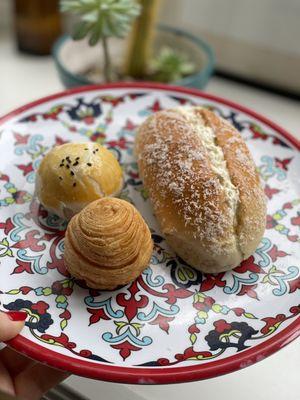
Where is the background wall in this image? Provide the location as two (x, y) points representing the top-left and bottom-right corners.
(1, 0), (299, 94)
(0, 0), (13, 32)
(160, 0), (300, 94)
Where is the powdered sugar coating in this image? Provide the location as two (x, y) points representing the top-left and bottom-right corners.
(177, 107), (239, 214)
(136, 108), (238, 248)
(200, 108), (267, 257)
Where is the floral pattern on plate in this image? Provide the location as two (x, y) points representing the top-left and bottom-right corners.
(0, 84), (299, 383)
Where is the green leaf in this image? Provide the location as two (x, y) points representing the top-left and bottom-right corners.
(212, 304), (222, 313)
(190, 333), (197, 345)
(131, 322), (143, 336)
(82, 11), (99, 23)
(114, 321), (127, 335)
(61, 0), (141, 40)
(151, 46), (196, 83)
(195, 292), (205, 302)
(61, 279), (74, 288)
(106, 15), (120, 37)
(114, 321), (126, 328)
(197, 311), (208, 320)
(186, 268), (194, 279)
(73, 21), (92, 40)
(269, 265), (278, 274)
(60, 319), (68, 330)
(178, 268), (186, 282)
(5, 197), (14, 204)
(7, 289), (20, 295)
(244, 312), (257, 319)
(262, 275), (270, 284)
(61, 0), (96, 14)
(132, 322), (143, 329)
(6, 248), (13, 257)
(0, 237), (13, 258)
(89, 25), (103, 46)
(42, 287), (52, 296)
(1, 238), (9, 247)
(56, 295), (67, 303)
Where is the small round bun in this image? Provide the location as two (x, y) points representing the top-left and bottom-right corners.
(36, 143), (123, 219)
(64, 198), (153, 290)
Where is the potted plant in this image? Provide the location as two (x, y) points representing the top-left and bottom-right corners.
(53, 0), (215, 88)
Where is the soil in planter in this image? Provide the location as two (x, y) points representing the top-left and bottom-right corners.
(59, 36), (201, 84)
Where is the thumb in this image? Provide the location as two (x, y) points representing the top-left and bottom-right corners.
(0, 311), (27, 342)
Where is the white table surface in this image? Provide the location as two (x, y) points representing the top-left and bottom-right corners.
(0, 34), (299, 400)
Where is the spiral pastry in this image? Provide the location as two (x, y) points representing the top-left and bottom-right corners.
(64, 198), (153, 289)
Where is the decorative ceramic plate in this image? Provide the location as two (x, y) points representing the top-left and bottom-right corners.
(0, 83), (299, 384)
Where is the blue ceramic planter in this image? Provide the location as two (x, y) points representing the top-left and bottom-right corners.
(53, 25), (215, 89)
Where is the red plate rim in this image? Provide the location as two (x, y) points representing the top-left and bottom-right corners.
(1, 82), (299, 149)
(2, 82), (300, 384)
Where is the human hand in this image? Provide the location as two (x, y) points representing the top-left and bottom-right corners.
(0, 311), (69, 400)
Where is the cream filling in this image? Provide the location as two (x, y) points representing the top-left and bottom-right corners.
(176, 106), (239, 216)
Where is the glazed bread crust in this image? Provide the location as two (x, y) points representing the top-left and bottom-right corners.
(135, 107), (266, 273)
(36, 142), (123, 219)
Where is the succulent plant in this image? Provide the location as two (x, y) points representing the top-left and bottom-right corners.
(151, 46), (195, 83)
(61, 0), (141, 81)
